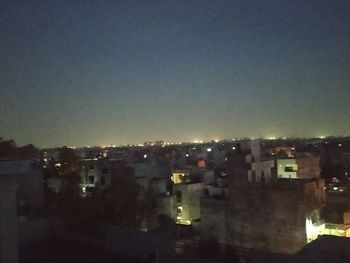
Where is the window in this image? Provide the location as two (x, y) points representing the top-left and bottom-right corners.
(89, 175), (94, 183)
(261, 171), (265, 183)
(89, 165), (94, 171)
(285, 166), (295, 172)
(251, 171), (256, 183)
(175, 191), (182, 203)
(100, 176), (105, 185)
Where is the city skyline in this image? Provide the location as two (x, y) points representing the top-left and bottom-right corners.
(1, 0), (350, 148)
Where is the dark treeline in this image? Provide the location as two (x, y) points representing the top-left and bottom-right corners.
(0, 138), (39, 160)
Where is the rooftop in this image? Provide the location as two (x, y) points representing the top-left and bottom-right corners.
(0, 160), (34, 175)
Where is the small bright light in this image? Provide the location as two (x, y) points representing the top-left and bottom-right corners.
(214, 139), (219, 143)
(144, 154), (147, 159)
(178, 206), (183, 211)
(291, 147), (295, 150)
(82, 187), (86, 193)
(333, 186), (338, 191)
(339, 143), (342, 147)
(232, 146), (236, 150)
(185, 154), (189, 157)
(44, 158), (48, 162)
(319, 136), (325, 139)
(207, 148), (212, 152)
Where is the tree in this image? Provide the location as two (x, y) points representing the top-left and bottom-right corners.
(59, 146), (79, 174)
(0, 138), (18, 160)
(98, 165), (156, 229)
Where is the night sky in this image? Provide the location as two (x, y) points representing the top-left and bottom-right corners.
(1, 0), (350, 147)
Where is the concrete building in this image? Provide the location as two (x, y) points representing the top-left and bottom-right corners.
(79, 159), (132, 194)
(173, 183), (204, 225)
(0, 161), (38, 263)
(247, 140), (321, 182)
(277, 154), (321, 179)
(201, 178), (326, 254)
(171, 169), (190, 184)
(79, 159), (111, 192)
(200, 141), (326, 254)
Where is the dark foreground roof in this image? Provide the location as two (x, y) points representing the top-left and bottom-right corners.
(19, 238), (144, 263)
(252, 235), (350, 263)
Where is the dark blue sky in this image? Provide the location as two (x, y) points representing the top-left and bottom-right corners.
(1, 0), (350, 147)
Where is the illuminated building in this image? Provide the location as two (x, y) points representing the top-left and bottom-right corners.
(171, 169), (190, 184)
(173, 183), (204, 225)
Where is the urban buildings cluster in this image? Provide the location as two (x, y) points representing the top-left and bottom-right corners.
(1, 136), (350, 262)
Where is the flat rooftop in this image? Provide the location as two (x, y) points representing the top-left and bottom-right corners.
(0, 160), (34, 175)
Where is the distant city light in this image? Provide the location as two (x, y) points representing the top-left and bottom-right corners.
(207, 148), (212, 152)
(185, 154), (189, 157)
(232, 146), (236, 150)
(143, 154), (147, 159)
(339, 143), (342, 147)
(319, 136), (326, 139)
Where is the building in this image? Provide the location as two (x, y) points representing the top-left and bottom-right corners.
(79, 159), (131, 194)
(200, 141), (326, 254)
(173, 183), (204, 225)
(201, 178), (326, 254)
(277, 154), (321, 179)
(0, 161), (38, 263)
